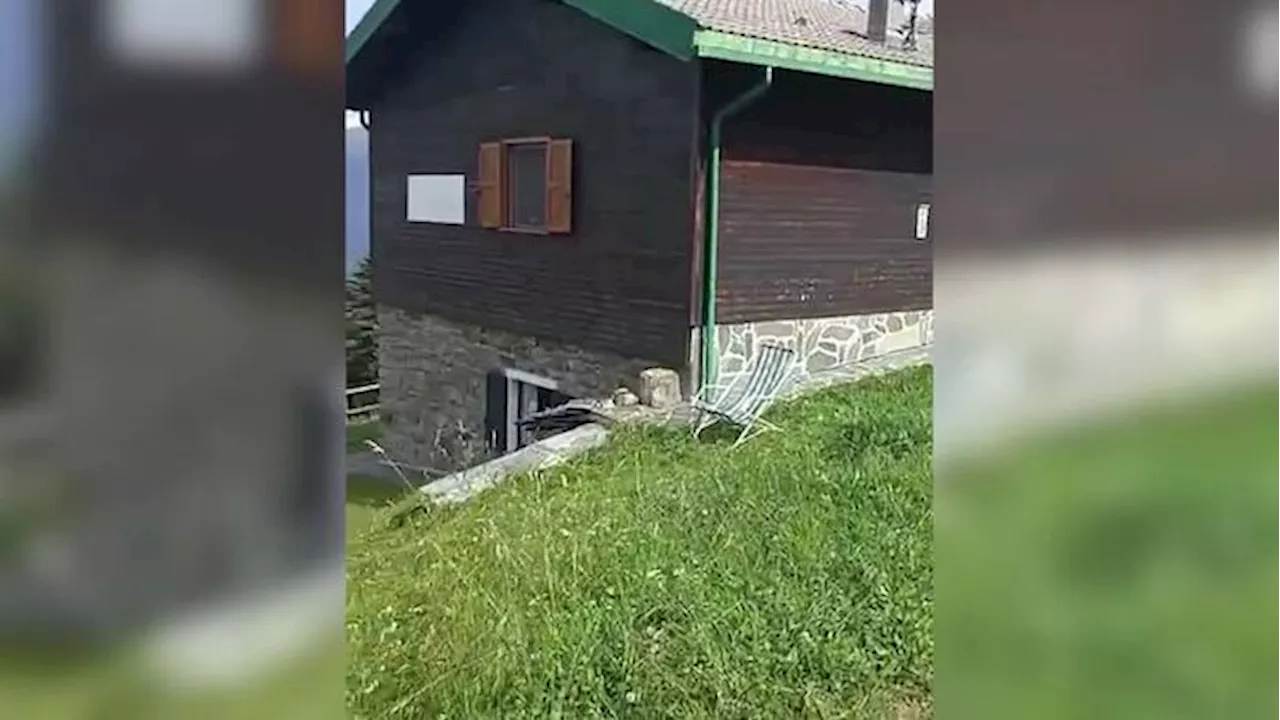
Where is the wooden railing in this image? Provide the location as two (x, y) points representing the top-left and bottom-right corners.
(345, 383), (380, 422)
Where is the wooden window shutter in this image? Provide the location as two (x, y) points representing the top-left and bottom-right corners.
(545, 139), (573, 234)
(275, 0), (342, 77)
(477, 142), (504, 228)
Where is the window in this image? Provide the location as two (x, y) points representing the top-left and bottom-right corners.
(507, 142), (547, 231)
(484, 369), (573, 455)
(476, 137), (573, 234)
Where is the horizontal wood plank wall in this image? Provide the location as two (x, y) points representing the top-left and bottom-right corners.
(943, 0), (1275, 247)
(369, 0), (697, 366)
(718, 161), (931, 323)
(705, 63), (933, 324)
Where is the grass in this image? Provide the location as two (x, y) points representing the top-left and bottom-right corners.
(0, 636), (345, 720)
(939, 380), (1277, 720)
(346, 474), (406, 543)
(346, 420), (382, 452)
(346, 366), (934, 718)
(346, 420), (399, 543)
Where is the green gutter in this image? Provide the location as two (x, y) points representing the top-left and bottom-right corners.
(700, 65), (774, 389)
(695, 30), (932, 91)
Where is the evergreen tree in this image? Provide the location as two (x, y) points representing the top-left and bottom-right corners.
(345, 256), (378, 388)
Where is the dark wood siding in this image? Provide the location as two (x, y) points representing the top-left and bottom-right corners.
(704, 63), (932, 323)
(369, 0), (698, 365)
(942, 0), (1275, 249)
(718, 162), (931, 323)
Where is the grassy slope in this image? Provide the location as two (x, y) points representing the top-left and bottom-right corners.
(345, 420), (382, 452)
(940, 381), (1278, 720)
(346, 475), (404, 543)
(346, 366), (934, 718)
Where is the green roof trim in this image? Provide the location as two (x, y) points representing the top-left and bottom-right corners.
(346, 0), (401, 65)
(345, 0), (932, 93)
(694, 30), (933, 91)
(561, 0), (697, 61)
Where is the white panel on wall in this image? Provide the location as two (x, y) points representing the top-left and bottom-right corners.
(1240, 5), (1277, 98)
(406, 174), (467, 224)
(108, 0), (260, 69)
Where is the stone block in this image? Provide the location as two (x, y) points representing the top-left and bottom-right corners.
(638, 367), (681, 409)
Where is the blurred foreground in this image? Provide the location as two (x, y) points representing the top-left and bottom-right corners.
(2, 1), (345, 718)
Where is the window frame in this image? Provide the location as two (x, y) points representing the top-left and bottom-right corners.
(500, 136), (553, 235)
(501, 368), (562, 453)
(475, 136), (572, 234)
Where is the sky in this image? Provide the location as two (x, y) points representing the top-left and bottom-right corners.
(0, 0), (38, 181)
(348, 0), (376, 34)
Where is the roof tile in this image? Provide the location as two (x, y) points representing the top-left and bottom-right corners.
(658, 0), (933, 67)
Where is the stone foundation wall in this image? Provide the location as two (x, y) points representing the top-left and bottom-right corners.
(715, 310), (934, 394)
(377, 307), (670, 474)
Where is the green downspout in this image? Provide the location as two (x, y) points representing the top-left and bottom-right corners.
(700, 66), (774, 388)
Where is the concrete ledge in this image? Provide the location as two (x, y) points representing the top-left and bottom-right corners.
(419, 423), (610, 506)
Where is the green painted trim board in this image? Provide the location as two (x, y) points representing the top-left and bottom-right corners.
(347, 1), (933, 94)
(694, 30), (932, 91)
(562, 0), (698, 61)
(346, 0), (402, 64)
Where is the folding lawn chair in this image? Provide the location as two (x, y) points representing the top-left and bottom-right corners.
(692, 343), (797, 447)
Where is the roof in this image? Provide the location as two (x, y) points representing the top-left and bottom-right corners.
(346, 0), (933, 108)
(656, 1), (932, 68)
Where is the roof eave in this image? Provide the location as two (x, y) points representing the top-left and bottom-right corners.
(693, 29), (933, 91)
(346, 0), (402, 66)
(562, 0), (698, 61)
(344, 0), (934, 106)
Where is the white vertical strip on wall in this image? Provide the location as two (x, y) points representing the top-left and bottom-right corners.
(915, 203), (930, 240)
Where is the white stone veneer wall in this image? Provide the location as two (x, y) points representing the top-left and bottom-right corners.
(715, 310), (934, 395)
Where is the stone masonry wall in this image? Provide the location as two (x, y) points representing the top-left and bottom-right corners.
(377, 307), (669, 475)
(715, 310), (934, 395)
